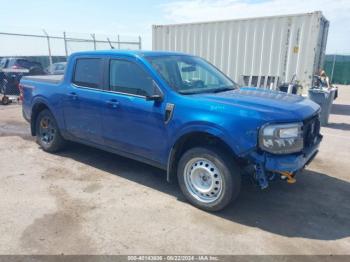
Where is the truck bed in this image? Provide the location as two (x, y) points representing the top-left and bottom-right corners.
(21, 75), (63, 84)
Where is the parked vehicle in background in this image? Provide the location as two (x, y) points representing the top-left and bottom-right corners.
(0, 57), (45, 97)
(20, 50), (322, 211)
(46, 62), (66, 75)
(0, 58), (45, 75)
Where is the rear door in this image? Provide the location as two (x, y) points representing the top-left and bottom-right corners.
(62, 57), (105, 145)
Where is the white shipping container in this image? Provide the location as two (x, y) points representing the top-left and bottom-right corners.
(152, 11), (329, 94)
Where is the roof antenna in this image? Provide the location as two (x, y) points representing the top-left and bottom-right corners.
(107, 38), (115, 49)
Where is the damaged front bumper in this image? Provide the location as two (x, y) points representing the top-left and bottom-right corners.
(247, 135), (322, 189)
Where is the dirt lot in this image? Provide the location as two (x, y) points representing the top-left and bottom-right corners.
(0, 86), (349, 255)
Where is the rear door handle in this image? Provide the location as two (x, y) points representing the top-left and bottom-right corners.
(68, 92), (78, 100)
(106, 99), (119, 108)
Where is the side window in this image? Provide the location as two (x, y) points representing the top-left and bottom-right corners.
(17, 59), (30, 68)
(0, 58), (8, 69)
(56, 64), (65, 70)
(109, 59), (153, 96)
(73, 58), (103, 89)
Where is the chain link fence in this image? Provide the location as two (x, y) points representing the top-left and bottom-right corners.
(0, 30), (142, 103)
(0, 30), (141, 64)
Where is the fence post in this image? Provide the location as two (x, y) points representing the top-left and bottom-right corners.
(117, 35), (121, 49)
(107, 38), (115, 49)
(330, 54), (336, 83)
(138, 35), (142, 50)
(63, 31), (68, 58)
(43, 30), (53, 73)
(91, 33), (96, 50)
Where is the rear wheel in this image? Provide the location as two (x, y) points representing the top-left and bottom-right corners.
(36, 109), (66, 152)
(177, 147), (241, 211)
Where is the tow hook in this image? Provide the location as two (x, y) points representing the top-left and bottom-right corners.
(278, 171), (296, 184)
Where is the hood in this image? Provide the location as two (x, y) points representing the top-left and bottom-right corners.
(192, 87), (320, 122)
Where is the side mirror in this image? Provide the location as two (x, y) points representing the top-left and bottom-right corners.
(146, 81), (163, 102)
(146, 94), (163, 102)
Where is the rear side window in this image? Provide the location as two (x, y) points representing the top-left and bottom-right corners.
(0, 58), (8, 69)
(16, 59), (31, 68)
(73, 58), (103, 88)
(55, 64), (65, 70)
(109, 59), (153, 96)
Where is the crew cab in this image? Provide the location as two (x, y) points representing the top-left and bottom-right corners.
(20, 50), (322, 211)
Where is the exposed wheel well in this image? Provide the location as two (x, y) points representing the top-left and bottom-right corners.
(31, 103), (49, 136)
(167, 132), (240, 182)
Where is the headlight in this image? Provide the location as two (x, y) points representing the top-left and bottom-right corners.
(259, 123), (303, 154)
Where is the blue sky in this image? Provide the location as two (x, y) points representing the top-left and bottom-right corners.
(0, 0), (349, 55)
(0, 0), (168, 49)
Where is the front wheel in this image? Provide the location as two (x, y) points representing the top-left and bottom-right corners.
(36, 109), (66, 152)
(177, 147), (241, 211)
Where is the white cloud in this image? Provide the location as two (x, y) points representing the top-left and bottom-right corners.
(160, 0), (350, 53)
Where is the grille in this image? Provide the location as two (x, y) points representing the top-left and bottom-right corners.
(303, 115), (321, 148)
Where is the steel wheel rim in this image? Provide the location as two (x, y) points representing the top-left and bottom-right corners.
(184, 157), (223, 203)
(39, 117), (55, 145)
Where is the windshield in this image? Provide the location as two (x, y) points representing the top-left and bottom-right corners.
(146, 55), (239, 94)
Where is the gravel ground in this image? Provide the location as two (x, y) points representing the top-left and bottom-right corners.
(0, 86), (349, 255)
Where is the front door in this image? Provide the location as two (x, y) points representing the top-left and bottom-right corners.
(100, 58), (167, 164)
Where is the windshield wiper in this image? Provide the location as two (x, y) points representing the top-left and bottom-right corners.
(178, 90), (200, 95)
(178, 86), (236, 95)
(212, 86), (235, 93)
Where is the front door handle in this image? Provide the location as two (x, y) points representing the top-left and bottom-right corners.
(68, 92), (78, 100)
(106, 99), (119, 108)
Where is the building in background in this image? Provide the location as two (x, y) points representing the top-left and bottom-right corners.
(153, 11), (329, 94)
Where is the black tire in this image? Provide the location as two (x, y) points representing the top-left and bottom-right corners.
(1, 96), (10, 105)
(35, 109), (66, 152)
(177, 146), (241, 212)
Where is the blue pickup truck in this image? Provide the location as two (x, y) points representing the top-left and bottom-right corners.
(20, 50), (322, 211)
